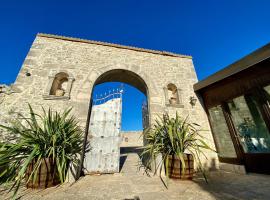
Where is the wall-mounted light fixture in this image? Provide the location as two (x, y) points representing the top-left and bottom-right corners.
(189, 96), (197, 107)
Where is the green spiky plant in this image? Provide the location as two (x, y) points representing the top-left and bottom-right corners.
(141, 113), (215, 184)
(0, 104), (83, 197)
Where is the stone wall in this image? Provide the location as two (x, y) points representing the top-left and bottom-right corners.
(120, 131), (143, 147)
(0, 33), (218, 170)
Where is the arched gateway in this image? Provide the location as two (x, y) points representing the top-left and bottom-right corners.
(0, 33), (217, 180)
(83, 69), (149, 174)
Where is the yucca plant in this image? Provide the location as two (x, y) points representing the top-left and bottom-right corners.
(141, 113), (215, 183)
(0, 104), (83, 197)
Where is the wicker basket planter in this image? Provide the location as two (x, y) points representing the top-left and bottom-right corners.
(26, 158), (60, 189)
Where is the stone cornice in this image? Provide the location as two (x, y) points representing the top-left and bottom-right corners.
(37, 33), (192, 59)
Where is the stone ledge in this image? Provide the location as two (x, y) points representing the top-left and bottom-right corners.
(165, 103), (184, 108)
(42, 95), (70, 100)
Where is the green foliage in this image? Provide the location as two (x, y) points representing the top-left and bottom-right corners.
(141, 113), (215, 183)
(0, 104), (83, 197)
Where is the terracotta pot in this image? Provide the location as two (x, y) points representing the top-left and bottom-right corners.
(167, 154), (194, 180)
(26, 158), (60, 189)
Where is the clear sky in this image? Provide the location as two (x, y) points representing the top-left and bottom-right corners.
(93, 82), (146, 131)
(1, 0), (270, 130)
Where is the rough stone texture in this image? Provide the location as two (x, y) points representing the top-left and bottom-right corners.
(1, 151), (270, 200)
(0, 33), (218, 173)
(120, 131), (143, 147)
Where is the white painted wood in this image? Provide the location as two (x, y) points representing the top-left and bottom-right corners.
(84, 97), (122, 174)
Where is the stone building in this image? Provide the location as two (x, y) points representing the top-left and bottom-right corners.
(0, 33), (217, 178)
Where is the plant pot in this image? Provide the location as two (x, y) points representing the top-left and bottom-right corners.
(167, 154), (194, 180)
(25, 158), (60, 189)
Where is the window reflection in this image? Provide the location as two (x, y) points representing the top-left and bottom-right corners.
(228, 95), (270, 153)
(263, 85), (270, 107)
(209, 105), (237, 158)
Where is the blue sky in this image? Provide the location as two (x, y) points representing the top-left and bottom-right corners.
(93, 82), (146, 131)
(0, 0), (270, 130)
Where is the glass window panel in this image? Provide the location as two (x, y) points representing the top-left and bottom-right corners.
(228, 95), (270, 153)
(263, 85), (270, 107)
(209, 105), (237, 158)
(264, 85), (270, 95)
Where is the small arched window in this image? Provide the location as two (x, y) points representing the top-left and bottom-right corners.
(43, 71), (74, 100)
(163, 83), (183, 107)
(50, 72), (69, 96)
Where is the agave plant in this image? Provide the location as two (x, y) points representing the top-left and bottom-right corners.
(141, 113), (215, 182)
(0, 104), (83, 197)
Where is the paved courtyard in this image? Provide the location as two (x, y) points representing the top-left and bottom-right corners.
(1, 147), (270, 200)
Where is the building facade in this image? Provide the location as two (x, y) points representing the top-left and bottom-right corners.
(0, 33), (217, 178)
(194, 43), (270, 174)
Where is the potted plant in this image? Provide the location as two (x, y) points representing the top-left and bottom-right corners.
(0, 104), (83, 197)
(142, 113), (215, 182)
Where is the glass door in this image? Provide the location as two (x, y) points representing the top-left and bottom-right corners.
(227, 92), (270, 173)
(262, 85), (270, 120)
(263, 85), (270, 103)
(208, 105), (238, 159)
(228, 95), (270, 153)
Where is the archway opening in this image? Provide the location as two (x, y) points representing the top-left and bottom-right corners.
(92, 82), (147, 131)
(92, 69), (149, 132)
(86, 69), (149, 173)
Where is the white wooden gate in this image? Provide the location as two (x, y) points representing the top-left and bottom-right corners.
(84, 90), (122, 174)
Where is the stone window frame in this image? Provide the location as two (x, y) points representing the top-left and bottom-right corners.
(163, 83), (184, 108)
(43, 70), (75, 100)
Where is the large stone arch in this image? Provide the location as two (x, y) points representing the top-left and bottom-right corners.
(75, 64), (160, 120)
(83, 63), (163, 126)
(85, 67), (152, 126)
(88, 63), (159, 97)
(94, 69), (148, 95)
(79, 68), (151, 176)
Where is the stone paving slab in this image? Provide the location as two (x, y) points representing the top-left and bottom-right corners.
(1, 153), (270, 200)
